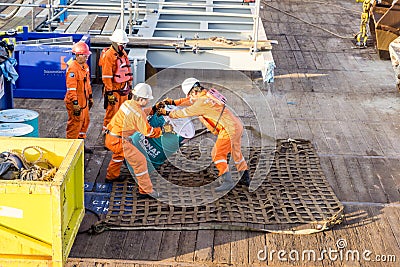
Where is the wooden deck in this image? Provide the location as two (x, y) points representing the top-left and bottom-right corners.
(4, 0), (400, 266)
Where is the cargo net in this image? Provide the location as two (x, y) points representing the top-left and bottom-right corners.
(102, 139), (344, 234)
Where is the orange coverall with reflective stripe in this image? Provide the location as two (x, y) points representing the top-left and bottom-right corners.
(105, 100), (162, 194)
(170, 92), (248, 176)
(101, 46), (131, 130)
(64, 60), (92, 139)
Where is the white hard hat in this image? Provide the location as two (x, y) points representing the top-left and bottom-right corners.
(110, 29), (129, 44)
(182, 77), (200, 95)
(132, 83), (153, 99)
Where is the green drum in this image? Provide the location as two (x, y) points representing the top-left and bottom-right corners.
(129, 111), (194, 172)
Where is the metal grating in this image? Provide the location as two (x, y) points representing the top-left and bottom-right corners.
(103, 139), (343, 234)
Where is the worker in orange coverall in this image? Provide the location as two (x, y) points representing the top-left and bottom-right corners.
(64, 41), (93, 153)
(104, 83), (173, 199)
(157, 78), (250, 192)
(100, 29), (133, 133)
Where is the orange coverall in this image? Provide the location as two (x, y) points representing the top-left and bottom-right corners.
(101, 46), (132, 130)
(105, 100), (162, 194)
(64, 60), (92, 139)
(170, 91), (248, 176)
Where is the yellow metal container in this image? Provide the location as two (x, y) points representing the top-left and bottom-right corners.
(0, 137), (85, 267)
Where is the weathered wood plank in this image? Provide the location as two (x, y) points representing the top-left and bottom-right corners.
(65, 14), (86, 34)
(76, 14), (97, 34)
(213, 229), (231, 264)
(230, 230), (248, 265)
(138, 230), (163, 260)
(89, 15), (108, 35)
(194, 229), (214, 262)
(102, 15), (120, 35)
(121, 231), (146, 260)
(175, 229), (196, 262)
(157, 230), (181, 261)
(54, 14), (77, 33)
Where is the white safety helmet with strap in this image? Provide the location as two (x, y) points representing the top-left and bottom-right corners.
(132, 83), (154, 99)
(182, 77), (200, 95)
(110, 29), (129, 44)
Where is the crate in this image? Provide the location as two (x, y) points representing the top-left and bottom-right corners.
(7, 31), (90, 99)
(0, 137), (84, 267)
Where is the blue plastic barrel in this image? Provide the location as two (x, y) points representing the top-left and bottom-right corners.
(0, 79), (14, 110)
(0, 109), (39, 137)
(0, 123), (34, 137)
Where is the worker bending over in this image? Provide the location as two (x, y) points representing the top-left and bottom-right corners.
(104, 83), (172, 199)
(100, 29), (133, 133)
(64, 41), (93, 153)
(158, 78), (250, 192)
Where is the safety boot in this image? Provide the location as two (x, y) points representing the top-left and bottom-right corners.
(238, 170), (250, 187)
(215, 172), (234, 192)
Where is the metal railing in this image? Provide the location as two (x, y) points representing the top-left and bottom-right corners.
(0, 0), (262, 51)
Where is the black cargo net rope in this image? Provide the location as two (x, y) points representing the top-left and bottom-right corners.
(98, 139), (343, 235)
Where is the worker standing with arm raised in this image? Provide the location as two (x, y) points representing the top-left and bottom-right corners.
(64, 41), (93, 153)
(104, 83), (173, 199)
(158, 78), (250, 192)
(100, 29), (133, 134)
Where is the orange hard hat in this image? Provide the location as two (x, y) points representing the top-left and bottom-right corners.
(72, 41), (92, 55)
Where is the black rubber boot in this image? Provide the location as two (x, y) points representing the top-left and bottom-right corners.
(215, 172), (234, 192)
(239, 170), (250, 187)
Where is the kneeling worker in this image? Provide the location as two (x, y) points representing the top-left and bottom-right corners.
(104, 83), (172, 199)
(158, 78), (250, 192)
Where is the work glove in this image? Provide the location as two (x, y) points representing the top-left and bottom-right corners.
(157, 108), (170, 116)
(107, 94), (117, 106)
(72, 100), (81, 116)
(88, 98), (94, 110)
(162, 98), (175, 105)
(151, 101), (165, 114)
(162, 122), (175, 134)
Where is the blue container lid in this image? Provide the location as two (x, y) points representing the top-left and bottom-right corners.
(0, 109), (39, 123)
(0, 123), (34, 137)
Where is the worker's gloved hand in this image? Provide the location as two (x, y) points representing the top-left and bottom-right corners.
(152, 102), (165, 114)
(107, 94), (117, 106)
(162, 98), (175, 105)
(162, 122), (175, 134)
(88, 98), (94, 110)
(72, 100), (81, 116)
(157, 108), (170, 116)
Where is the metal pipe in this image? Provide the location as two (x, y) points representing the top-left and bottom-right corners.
(120, 0), (125, 29)
(48, 0), (53, 32)
(252, 0), (260, 52)
(128, 0), (133, 35)
(31, 7), (35, 31)
(78, 0), (256, 9)
(0, 3), (257, 18)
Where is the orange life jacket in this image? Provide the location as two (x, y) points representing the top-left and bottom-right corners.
(98, 47), (133, 83)
(114, 56), (132, 83)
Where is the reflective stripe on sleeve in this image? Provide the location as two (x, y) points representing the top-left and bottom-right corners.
(235, 158), (245, 165)
(145, 127), (154, 137)
(135, 170), (148, 177)
(214, 159), (227, 164)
